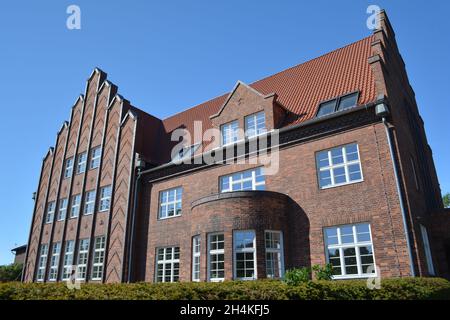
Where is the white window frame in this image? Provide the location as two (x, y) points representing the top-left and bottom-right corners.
(316, 143), (363, 189)
(220, 167), (265, 193)
(91, 236), (106, 280)
(99, 185), (112, 212)
(208, 233), (225, 282)
(62, 240), (75, 280)
(155, 247), (180, 283)
(265, 230), (285, 279)
(233, 230), (257, 281)
(76, 152), (87, 174)
(57, 198), (68, 221)
(83, 190), (96, 215)
(245, 111), (266, 138)
(36, 244), (48, 281)
(158, 187), (182, 219)
(90, 146), (102, 170)
(64, 157), (74, 179)
(45, 201), (56, 224)
(221, 120), (240, 146)
(76, 239), (90, 280)
(48, 242), (61, 281)
(192, 235), (201, 282)
(420, 224), (436, 276)
(324, 223), (377, 279)
(70, 194), (81, 218)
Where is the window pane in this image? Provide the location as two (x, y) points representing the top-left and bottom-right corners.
(317, 100), (336, 117)
(331, 148), (344, 165)
(333, 167), (347, 184)
(317, 151), (330, 168)
(337, 93), (358, 111)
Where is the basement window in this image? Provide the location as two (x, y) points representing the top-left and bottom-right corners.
(316, 92), (359, 117)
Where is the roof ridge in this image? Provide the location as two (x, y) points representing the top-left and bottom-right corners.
(162, 35), (374, 123)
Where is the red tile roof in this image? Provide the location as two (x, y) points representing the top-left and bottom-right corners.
(162, 35), (376, 137)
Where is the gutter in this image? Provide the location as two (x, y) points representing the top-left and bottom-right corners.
(127, 164), (143, 283)
(382, 116), (416, 277)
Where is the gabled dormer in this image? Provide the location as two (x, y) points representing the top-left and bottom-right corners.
(210, 81), (286, 146)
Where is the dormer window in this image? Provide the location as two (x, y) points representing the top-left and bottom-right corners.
(316, 92), (359, 118)
(245, 112), (266, 138)
(221, 120), (239, 146)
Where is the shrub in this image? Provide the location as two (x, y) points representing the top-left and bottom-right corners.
(312, 264), (334, 281)
(283, 268), (311, 285)
(0, 278), (449, 300)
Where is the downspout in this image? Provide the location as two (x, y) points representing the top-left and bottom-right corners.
(127, 160), (144, 283)
(381, 115), (416, 277)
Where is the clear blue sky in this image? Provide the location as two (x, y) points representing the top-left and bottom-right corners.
(0, 0), (449, 265)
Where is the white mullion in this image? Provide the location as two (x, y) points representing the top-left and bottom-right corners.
(343, 146), (350, 183)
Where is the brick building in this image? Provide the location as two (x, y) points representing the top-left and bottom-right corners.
(23, 11), (450, 284)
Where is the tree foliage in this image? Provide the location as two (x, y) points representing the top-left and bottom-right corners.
(443, 193), (450, 208)
(0, 264), (23, 282)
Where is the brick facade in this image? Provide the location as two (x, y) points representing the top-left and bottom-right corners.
(23, 10), (450, 284)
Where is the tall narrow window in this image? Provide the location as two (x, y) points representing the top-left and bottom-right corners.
(90, 146), (102, 169)
(45, 201), (56, 224)
(64, 157), (74, 179)
(36, 244), (48, 281)
(324, 223), (376, 279)
(208, 233), (225, 282)
(420, 225), (435, 275)
(99, 186), (112, 212)
(48, 242), (61, 281)
(316, 143), (363, 189)
(245, 112), (266, 138)
(221, 120), (239, 146)
(265, 231), (284, 279)
(83, 190), (96, 215)
(76, 239), (90, 280)
(234, 230), (257, 280)
(91, 236), (106, 280)
(159, 187), (182, 219)
(62, 240), (75, 280)
(155, 247), (180, 283)
(57, 198), (68, 221)
(70, 194), (81, 218)
(192, 236), (201, 282)
(220, 167), (265, 193)
(76, 152), (87, 174)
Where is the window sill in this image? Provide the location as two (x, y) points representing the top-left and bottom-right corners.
(319, 179), (364, 190)
(157, 214), (182, 221)
(332, 274), (377, 280)
(98, 209), (110, 213)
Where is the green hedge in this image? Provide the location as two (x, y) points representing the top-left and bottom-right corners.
(1, 278), (449, 300)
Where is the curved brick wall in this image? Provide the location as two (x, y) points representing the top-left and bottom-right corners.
(190, 191), (291, 280)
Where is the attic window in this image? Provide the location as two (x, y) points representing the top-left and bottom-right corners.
(316, 92), (359, 118)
